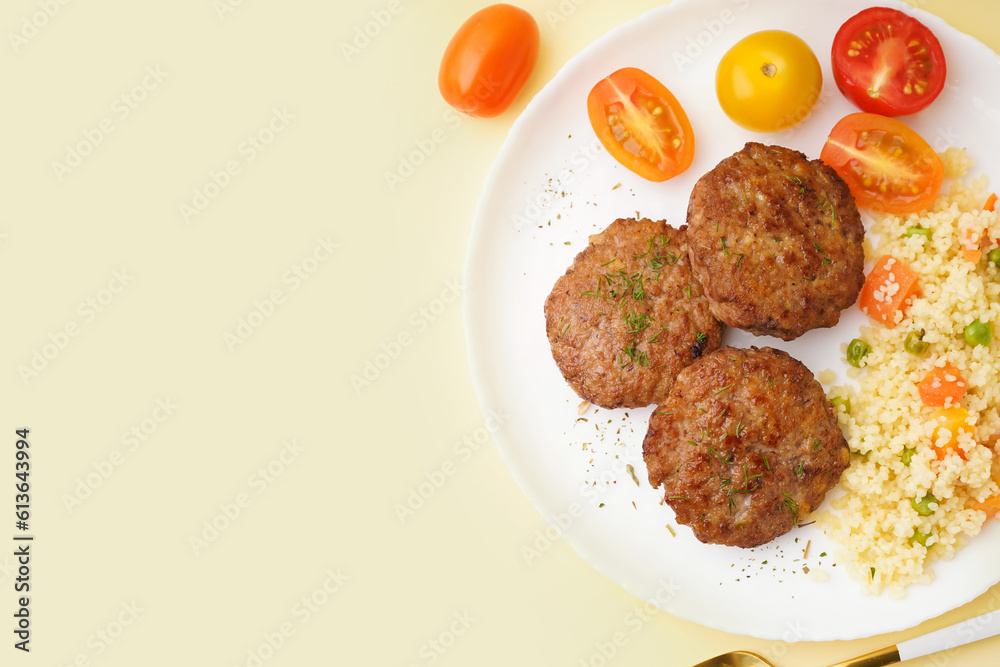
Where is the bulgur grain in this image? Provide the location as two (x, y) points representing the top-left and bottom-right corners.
(820, 155), (1000, 597)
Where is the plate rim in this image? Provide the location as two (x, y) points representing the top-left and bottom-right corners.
(463, 0), (1000, 641)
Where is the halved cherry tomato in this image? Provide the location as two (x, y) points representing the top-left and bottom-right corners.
(587, 67), (695, 182)
(832, 7), (947, 116)
(438, 4), (540, 118)
(918, 363), (967, 408)
(820, 113), (943, 214)
(929, 407), (973, 460)
(858, 255), (920, 327)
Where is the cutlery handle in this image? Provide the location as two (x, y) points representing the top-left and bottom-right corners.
(826, 645), (901, 667)
(826, 610), (1000, 667)
(896, 609), (1000, 661)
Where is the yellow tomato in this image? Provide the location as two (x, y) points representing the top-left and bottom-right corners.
(715, 30), (822, 132)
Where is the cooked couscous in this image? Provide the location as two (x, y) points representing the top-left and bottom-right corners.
(820, 148), (1000, 597)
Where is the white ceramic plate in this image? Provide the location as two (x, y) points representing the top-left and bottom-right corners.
(464, 0), (1000, 641)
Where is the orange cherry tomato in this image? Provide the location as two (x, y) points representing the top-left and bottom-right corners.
(438, 4), (540, 118)
(858, 255), (920, 327)
(587, 67), (695, 182)
(820, 113), (943, 214)
(918, 363), (967, 408)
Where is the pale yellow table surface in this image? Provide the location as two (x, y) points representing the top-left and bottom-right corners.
(3, 0), (1000, 665)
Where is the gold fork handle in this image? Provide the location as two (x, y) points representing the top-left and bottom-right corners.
(826, 645), (901, 667)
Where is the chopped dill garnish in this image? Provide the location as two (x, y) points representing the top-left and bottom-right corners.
(817, 197), (838, 221)
(623, 310), (654, 335)
(813, 241), (831, 265)
(648, 325), (668, 344)
(782, 494), (800, 525)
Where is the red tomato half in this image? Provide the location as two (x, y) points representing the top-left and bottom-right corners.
(832, 7), (946, 116)
(587, 67), (695, 182)
(820, 113), (943, 214)
(438, 4), (540, 118)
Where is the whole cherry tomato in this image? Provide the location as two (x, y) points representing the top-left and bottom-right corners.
(716, 30), (823, 132)
(438, 4), (539, 118)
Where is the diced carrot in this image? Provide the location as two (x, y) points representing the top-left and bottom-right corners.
(962, 225), (985, 263)
(971, 457), (1000, 519)
(928, 407), (973, 460)
(971, 491), (1000, 518)
(957, 195), (997, 262)
(970, 495), (1000, 519)
(918, 363), (967, 407)
(858, 255), (920, 327)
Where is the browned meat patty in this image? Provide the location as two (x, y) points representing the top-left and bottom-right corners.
(686, 142), (865, 341)
(642, 346), (850, 548)
(544, 218), (723, 409)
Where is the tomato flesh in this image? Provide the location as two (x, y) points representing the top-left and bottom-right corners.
(832, 7), (946, 116)
(587, 67), (695, 182)
(438, 4), (540, 118)
(820, 112), (943, 214)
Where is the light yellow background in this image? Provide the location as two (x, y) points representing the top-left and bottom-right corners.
(2, 0), (999, 665)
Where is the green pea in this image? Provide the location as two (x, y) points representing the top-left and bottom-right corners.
(846, 338), (871, 368)
(830, 396), (851, 415)
(910, 529), (931, 547)
(988, 247), (1000, 268)
(905, 226), (931, 239)
(901, 447), (916, 467)
(904, 330), (929, 356)
(911, 494), (939, 517)
(964, 320), (992, 347)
